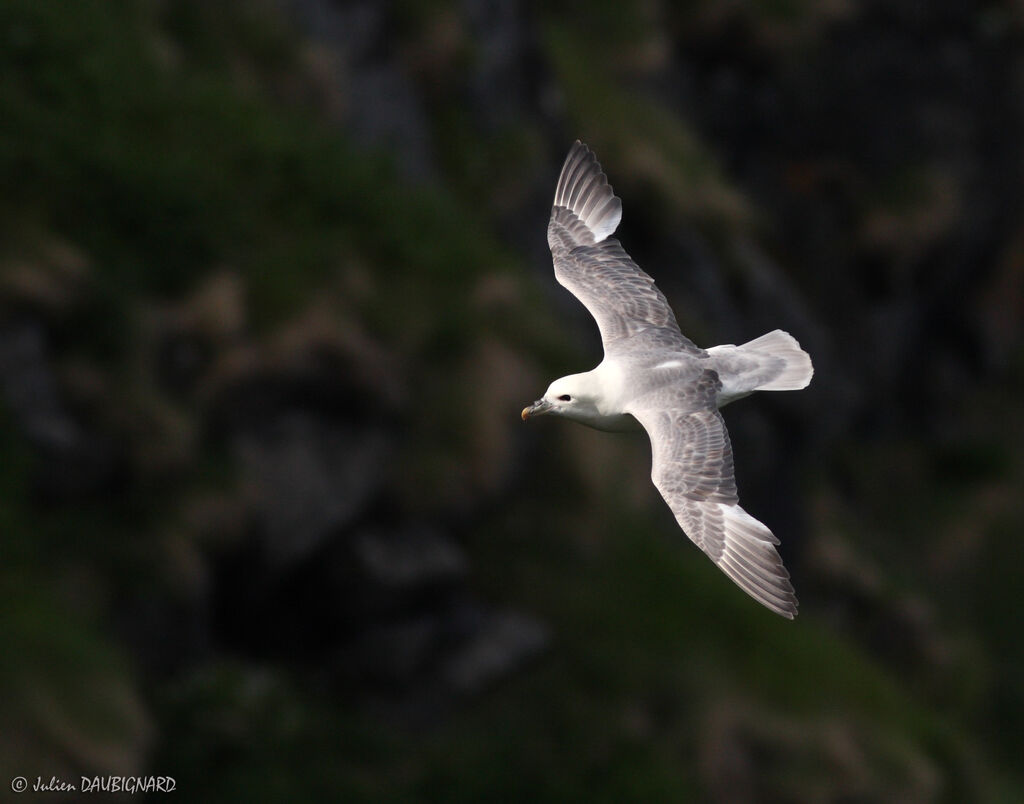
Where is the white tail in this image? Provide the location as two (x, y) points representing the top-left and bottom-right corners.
(706, 329), (814, 404)
(738, 329), (814, 391)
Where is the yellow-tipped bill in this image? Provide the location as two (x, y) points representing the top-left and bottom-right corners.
(521, 399), (552, 421)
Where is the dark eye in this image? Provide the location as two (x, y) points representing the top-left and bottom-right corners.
(558, 394), (572, 402)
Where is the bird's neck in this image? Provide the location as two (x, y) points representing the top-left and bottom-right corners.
(562, 362), (638, 431)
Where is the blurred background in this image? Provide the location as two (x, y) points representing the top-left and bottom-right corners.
(1, 0), (1023, 801)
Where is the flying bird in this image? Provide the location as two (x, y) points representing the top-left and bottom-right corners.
(522, 141), (813, 618)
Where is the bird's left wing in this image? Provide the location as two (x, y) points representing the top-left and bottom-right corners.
(547, 141), (704, 357)
(627, 371), (799, 618)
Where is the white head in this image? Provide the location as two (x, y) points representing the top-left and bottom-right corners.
(521, 372), (603, 425)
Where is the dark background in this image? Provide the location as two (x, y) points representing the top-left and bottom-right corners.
(2, 1), (1023, 801)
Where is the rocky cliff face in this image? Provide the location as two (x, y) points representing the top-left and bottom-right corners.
(1, 0), (1022, 799)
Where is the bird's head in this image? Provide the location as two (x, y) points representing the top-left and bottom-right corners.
(521, 373), (600, 423)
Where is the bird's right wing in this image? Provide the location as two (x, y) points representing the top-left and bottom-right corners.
(628, 372), (799, 618)
(547, 142), (704, 357)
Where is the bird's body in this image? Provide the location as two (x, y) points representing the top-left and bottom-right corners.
(522, 142), (813, 618)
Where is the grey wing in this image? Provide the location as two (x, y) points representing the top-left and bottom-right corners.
(547, 142), (703, 357)
(628, 373), (799, 618)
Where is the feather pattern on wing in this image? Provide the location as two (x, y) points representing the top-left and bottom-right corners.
(628, 372), (799, 618)
(547, 141), (704, 357)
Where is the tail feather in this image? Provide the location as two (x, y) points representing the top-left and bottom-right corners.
(738, 329), (813, 391)
(707, 329), (813, 403)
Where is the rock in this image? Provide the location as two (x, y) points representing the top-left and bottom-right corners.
(338, 600), (549, 702)
(0, 319), (118, 498)
(282, 0), (436, 180)
(235, 412), (394, 566)
(351, 525), (468, 590)
(148, 271), (246, 397)
(344, 616), (441, 687)
(699, 701), (944, 803)
(0, 237), (90, 316)
(0, 319), (80, 450)
(439, 608), (550, 696)
(326, 523), (468, 632)
(462, 0), (534, 130)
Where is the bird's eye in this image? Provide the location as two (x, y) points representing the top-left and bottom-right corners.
(558, 394), (572, 402)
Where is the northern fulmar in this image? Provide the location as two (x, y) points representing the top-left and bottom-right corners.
(522, 141), (813, 618)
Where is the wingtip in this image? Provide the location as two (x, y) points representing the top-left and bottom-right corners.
(715, 503), (800, 618)
(553, 141), (622, 242)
